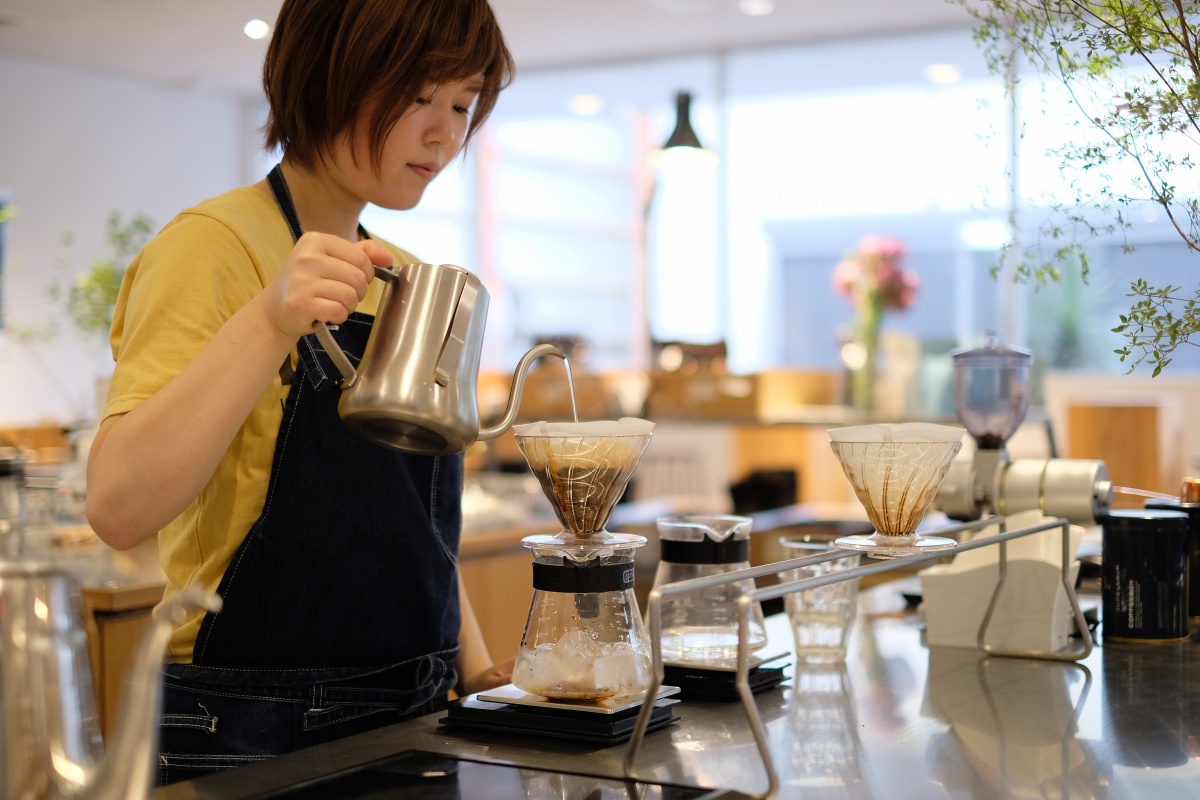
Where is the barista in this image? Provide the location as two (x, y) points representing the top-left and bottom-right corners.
(85, 0), (514, 785)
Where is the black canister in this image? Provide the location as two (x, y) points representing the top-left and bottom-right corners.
(1101, 509), (1189, 642)
(1145, 499), (1200, 620)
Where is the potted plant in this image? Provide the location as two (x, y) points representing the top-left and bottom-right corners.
(48, 212), (154, 347)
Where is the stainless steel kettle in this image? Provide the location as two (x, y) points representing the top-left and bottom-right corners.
(0, 562), (220, 800)
(313, 262), (566, 455)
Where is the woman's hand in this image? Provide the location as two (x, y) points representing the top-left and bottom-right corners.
(459, 657), (516, 696)
(260, 232), (393, 341)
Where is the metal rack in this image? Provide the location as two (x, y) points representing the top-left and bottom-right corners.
(623, 515), (1094, 800)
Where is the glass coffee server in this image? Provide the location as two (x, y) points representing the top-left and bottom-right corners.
(441, 418), (683, 742)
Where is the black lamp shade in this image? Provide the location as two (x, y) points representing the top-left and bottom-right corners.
(664, 92), (704, 150)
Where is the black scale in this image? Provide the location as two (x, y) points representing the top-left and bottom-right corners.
(442, 547), (683, 743)
(662, 651), (789, 701)
(440, 683), (682, 743)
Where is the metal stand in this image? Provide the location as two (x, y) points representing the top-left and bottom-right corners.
(622, 515), (1094, 800)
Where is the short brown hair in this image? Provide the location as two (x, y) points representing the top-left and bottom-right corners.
(263, 0), (514, 171)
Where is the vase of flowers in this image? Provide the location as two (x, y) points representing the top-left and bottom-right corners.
(832, 235), (918, 412)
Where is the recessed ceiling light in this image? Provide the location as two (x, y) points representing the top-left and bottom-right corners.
(244, 19), (270, 40)
(925, 63), (962, 84)
(739, 0), (775, 15)
(568, 94), (605, 115)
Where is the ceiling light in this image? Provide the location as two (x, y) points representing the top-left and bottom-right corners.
(567, 94), (604, 115)
(739, 0), (775, 15)
(925, 63), (961, 84)
(244, 19), (270, 40)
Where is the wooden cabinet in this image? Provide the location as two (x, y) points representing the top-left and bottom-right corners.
(81, 582), (164, 742)
(458, 520), (560, 663)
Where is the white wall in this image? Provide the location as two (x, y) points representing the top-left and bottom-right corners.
(0, 55), (257, 426)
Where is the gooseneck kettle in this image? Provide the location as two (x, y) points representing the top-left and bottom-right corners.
(0, 561), (220, 800)
(313, 262), (566, 455)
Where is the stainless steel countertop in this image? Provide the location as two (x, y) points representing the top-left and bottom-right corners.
(158, 582), (1200, 799)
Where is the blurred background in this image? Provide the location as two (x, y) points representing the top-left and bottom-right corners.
(2, 0), (1198, 503)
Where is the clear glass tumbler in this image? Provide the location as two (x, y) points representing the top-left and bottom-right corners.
(780, 542), (861, 664)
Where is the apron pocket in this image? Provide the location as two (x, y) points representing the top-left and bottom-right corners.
(160, 712), (218, 733)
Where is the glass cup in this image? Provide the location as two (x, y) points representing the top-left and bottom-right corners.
(780, 543), (861, 664)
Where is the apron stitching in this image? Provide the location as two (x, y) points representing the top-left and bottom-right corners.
(299, 335), (329, 389)
(429, 458), (440, 537)
(173, 646), (460, 676)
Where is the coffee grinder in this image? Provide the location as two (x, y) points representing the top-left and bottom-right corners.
(440, 418), (682, 742)
(934, 334), (1113, 525)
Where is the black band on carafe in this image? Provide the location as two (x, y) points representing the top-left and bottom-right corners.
(532, 562), (635, 593)
(660, 537), (749, 565)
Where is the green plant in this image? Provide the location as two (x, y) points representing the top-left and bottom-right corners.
(955, 0), (1200, 375)
(46, 212), (154, 343)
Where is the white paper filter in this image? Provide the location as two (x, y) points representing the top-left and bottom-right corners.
(513, 418), (656, 437)
(828, 422), (966, 444)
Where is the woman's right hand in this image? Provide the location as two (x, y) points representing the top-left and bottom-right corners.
(87, 231), (394, 550)
(260, 232), (394, 340)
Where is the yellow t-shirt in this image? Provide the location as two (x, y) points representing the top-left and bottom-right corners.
(104, 182), (417, 661)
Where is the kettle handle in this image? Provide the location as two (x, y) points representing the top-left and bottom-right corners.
(312, 265), (397, 387)
(478, 343), (567, 442)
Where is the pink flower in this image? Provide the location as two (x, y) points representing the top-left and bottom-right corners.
(832, 235), (918, 313)
(857, 234), (907, 264)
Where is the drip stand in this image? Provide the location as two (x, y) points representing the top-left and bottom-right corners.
(623, 515), (1094, 800)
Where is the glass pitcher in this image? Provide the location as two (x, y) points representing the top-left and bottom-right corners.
(651, 513), (767, 663)
(512, 535), (652, 701)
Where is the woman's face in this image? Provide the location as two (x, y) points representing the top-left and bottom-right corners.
(337, 75), (483, 211)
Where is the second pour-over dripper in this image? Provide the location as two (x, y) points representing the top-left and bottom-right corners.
(510, 419), (656, 701)
(831, 422), (966, 558)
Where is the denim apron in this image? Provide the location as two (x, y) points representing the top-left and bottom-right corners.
(157, 165), (463, 785)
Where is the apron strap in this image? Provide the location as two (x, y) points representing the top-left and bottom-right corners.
(264, 163), (370, 386)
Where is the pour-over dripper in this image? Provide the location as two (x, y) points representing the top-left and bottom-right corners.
(511, 419), (656, 701)
(514, 418), (654, 538)
(829, 423), (965, 558)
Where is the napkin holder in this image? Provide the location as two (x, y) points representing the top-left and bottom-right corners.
(920, 511), (1084, 652)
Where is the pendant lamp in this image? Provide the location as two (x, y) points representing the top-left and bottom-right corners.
(663, 92), (704, 150)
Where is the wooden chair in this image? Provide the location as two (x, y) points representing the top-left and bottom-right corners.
(1065, 405), (1161, 508)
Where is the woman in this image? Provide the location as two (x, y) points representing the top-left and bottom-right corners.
(86, 0), (515, 784)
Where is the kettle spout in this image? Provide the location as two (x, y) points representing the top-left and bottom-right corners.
(88, 586), (221, 800)
(478, 343), (567, 442)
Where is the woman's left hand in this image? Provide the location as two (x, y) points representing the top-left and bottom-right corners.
(460, 657), (515, 695)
